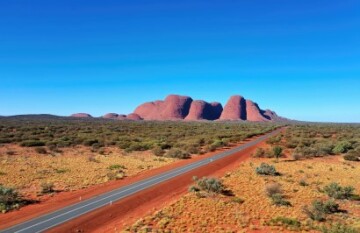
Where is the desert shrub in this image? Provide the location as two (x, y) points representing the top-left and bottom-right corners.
(319, 223), (357, 233)
(83, 139), (99, 146)
(299, 179), (308, 186)
(269, 217), (301, 229)
(0, 185), (22, 213)
(272, 146), (283, 159)
(108, 164), (126, 171)
(184, 145), (200, 154)
(314, 143), (334, 156)
(231, 197), (245, 204)
(152, 147), (165, 156)
(126, 142), (151, 152)
(54, 168), (69, 174)
(165, 148), (190, 159)
(271, 193), (291, 206)
(41, 182), (54, 194)
(265, 183), (290, 206)
(344, 150), (359, 161)
(332, 141), (352, 154)
(6, 150), (16, 156)
(323, 183), (355, 200)
(266, 135), (282, 145)
(265, 183), (282, 197)
(106, 171), (125, 180)
(291, 152), (302, 161)
(190, 177), (225, 195)
(253, 148), (266, 158)
(20, 140), (45, 147)
(303, 199), (340, 221)
(35, 147), (47, 154)
(256, 163), (278, 176)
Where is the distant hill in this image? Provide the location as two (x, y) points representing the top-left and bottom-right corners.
(132, 94), (289, 122)
(2, 95), (290, 122)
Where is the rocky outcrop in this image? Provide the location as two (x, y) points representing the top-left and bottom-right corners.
(103, 113), (120, 119)
(134, 95), (193, 120)
(126, 113), (143, 121)
(245, 100), (270, 122)
(101, 94), (287, 122)
(185, 100), (223, 121)
(220, 95), (247, 120)
(70, 113), (92, 118)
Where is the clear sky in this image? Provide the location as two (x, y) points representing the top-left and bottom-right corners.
(1, 0), (360, 122)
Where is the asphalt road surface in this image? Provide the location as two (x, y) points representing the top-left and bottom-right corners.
(2, 128), (282, 233)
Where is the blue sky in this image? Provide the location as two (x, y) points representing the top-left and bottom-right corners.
(1, 0), (360, 122)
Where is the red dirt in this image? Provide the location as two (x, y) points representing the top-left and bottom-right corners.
(47, 137), (275, 232)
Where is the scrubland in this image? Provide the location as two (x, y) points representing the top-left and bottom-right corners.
(0, 117), (276, 213)
(126, 124), (360, 233)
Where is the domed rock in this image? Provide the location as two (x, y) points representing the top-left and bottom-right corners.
(70, 113), (92, 118)
(134, 101), (163, 120)
(134, 95), (193, 120)
(160, 95), (193, 120)
(116, 114), (127, 120)
(210, 102), (223, 120)
(103, 113), (120, 119)
(126, 113), (143, 121)
(185, 101), (223, 121)
(245, 100), (269, 122)
(220, 95), (246, 120)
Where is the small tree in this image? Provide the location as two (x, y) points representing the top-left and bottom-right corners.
(272, 146), (283, 159)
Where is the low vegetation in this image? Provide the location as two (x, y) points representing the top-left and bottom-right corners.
(0, 185), (23, 213)
(125, 124), (360, 232)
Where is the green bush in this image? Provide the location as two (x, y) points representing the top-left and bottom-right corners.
(165, 148), (190, 159)
(152, 147), (165, 156)
(35, 147), (47, 154)
(108, 164), (126, 171)
(271, 193), (291, 206)
(256, 163), (278, 176)
(190, 177), (225, 195)
(323, 183), (355, 200)
(269, 217), (301, 229)
(0, 185), (22, 213)
(20, 140), (45, 147)
(272, 146), (283, 159)
(344, 150), (359, 161)
(303, 199), (340, 221)
(332, 141), (352, 154)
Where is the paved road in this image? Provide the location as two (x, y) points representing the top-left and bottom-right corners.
(1, 128), (282, 233)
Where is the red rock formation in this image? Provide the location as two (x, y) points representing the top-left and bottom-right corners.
(132, 94), (288, 122)
(70, 113), (92, 118)
(185, 101), (223, 121)
(126, 113), (143, 121)
(134, 95), (193, 120)
(219, 95), (246, 120)
(117, 114), (127, 120)
(103, 113), (120, 119)
(245, 100), (270, 122)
